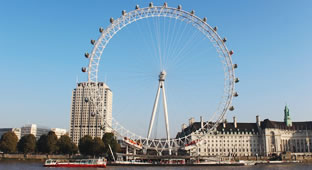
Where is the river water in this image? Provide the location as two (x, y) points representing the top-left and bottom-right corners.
(0, 160), (312, 170)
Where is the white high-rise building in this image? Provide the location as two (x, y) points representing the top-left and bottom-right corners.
(51, 128), (67, 138)
(21, 124), (37, 137)
(21, 124), (50, 140)
(70, 82), (113, 145)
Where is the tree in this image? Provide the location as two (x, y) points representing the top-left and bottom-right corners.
(102, 133), (120, 160)
(71, 142), (78, 155)
(92, 137), (105, 156)
(0, 131), (18, 153)
(17, 134), (36, 154)
(46, 131), (58, 154)
(36, 134), (48, 153)
(78, 135), (93, 155)
(57, 135), (77, 155)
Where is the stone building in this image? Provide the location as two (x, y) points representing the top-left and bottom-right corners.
(176, 106), (312, 157)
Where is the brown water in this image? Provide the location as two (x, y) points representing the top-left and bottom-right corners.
(0, 160), (312, 170)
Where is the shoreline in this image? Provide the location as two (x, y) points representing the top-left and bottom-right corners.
(0, 154), (70, 161)
(1, 158), (312, 168)
(1, 153), (312, 165)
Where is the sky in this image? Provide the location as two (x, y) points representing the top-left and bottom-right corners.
(0, 0), (311, 137)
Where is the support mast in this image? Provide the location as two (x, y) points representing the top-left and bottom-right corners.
(147, 71), (171, 154)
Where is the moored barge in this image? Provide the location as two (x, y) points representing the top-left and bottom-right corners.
(44, 158), (107, 168)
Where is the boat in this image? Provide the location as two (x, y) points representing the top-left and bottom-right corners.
(193, 160), (245, 166)
(110, 160), (153, 166)
(44, 158), (107, 168)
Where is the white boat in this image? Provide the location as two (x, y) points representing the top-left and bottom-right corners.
(44, 158), (107, 168)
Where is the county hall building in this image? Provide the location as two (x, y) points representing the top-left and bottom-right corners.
(176, 106), (312, 157)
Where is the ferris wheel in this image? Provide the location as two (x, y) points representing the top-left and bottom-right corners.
(81, 2), (238, 153)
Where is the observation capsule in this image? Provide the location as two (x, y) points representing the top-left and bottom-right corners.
(233, 64), (238, 69)
(223, 37), (227, 43)
(135, 5), (139, 10)
(91, 112), (95, 117)
(99, 27), (104, 33)
(229, 50), (234, 55)
(84, 97), (89, 102)
(190, 10), (195, 15)
(110, 17), (114, 24)
(122, 10), (126, 16)
(149, 2), (153, 8)
(234, 92), (239, 97)
(81, 67), (87, 72)
(213, 26), (218, 32)
(203, 17), (207, 22)
(229, 106), (235, 111)
(177, 5), (182, 10)
(163, 2), (168, 8)
(235, 78), (239, 83)
(91, 40), (95, 45)
(84, 52), (89, 58)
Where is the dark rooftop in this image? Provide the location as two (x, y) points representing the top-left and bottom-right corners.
(176, 119), (312, 138)
(261, 119), (312, 130)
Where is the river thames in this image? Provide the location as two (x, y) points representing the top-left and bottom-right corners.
(0, 161), (312, 170)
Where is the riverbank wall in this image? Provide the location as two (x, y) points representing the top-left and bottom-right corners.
(0, 154), (70, 160)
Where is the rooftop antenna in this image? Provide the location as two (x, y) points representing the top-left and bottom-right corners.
(76, 75), (79, 84)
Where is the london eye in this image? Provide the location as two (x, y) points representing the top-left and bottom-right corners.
(81, 2), (238, 154)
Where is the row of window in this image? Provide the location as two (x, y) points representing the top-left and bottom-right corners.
(198, 148), (261, 153)
(202, 139), (258, 144)
(205, 143), (260, 148)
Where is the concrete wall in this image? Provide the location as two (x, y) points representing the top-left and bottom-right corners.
(0, 154), (70, 160)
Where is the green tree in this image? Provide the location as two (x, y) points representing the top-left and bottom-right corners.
(78, 135), (93, 155)
(102, 133), (120, 160)
(92, 137), (105, 156)
(17, 134), (36, 154)
(0, 131), (18, 153)
(46, 131), (58, 154)
(57, 135), (78, 154)
(71, 142), (78, 155)
(36, 134), (48, 153)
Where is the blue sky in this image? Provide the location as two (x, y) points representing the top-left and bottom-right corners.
(0, 0), (311, 137)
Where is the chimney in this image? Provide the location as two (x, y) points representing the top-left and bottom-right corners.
(181, 123), (187, 131)
(189, 117), (195, 126)
(233, 116), (237, 128)
(256, 115), (261, 127)
(200, 116), (204, 128)
(223, 119), (227, 128)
